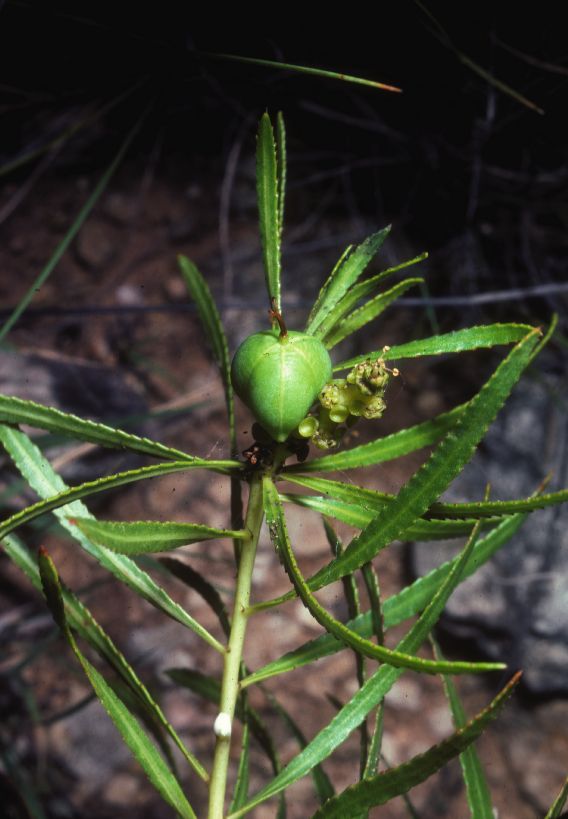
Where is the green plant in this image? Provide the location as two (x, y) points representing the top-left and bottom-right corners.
(1, 111), (567, 819)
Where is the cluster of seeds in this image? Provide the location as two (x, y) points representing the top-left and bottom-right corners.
(297, 349), (398, 449)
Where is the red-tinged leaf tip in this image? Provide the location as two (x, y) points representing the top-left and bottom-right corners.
(38, 545), (49, 558)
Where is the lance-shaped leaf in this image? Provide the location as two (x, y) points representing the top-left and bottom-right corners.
(310, 673), (521, 818)
(306, 228), (391, 336)
(257, 113), (281, 310)
(263, 477), (502, 676)
(0, 395), (199, 461)
(302, 329), (541, 592)
(314, 254), (427, 342)
(284, 403), (466, 474)
(0, 459), (236, 541)
(335, 322), (536, 370)
(433, 639), (494, 818)
(0, 425), (224, 652)
(286, 472), (568, 520)
(71, 517), (247, 555)
(281, 492), (501, 541)
(177, 255), (236, 451)
(242, 512), (527, 688)
(276, 112), (286, 241)
(38, 548), (197, 819)
(323, 277), (424, 349)
(1, 534), (208, 781)
(230, 499), (499, 817)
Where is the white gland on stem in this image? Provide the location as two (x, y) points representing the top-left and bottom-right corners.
(213, 711), (232, 740)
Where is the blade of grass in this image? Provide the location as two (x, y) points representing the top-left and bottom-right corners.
(205, 53), (402, 93)
(0, 100), (151, 342)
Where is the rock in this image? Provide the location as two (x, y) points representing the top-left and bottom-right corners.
(411, 361), (568, 694)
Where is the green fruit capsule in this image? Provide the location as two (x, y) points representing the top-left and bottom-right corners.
(231, 329), (333, 442)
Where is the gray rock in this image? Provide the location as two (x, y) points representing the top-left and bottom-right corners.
(411, 364), (568, 694)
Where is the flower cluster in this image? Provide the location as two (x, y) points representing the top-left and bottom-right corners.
(297, 350), (398, 449)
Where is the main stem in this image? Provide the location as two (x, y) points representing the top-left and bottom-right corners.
(208, 473), (264, 818)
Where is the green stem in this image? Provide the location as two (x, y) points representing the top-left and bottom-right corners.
(208, 473), (264, 818)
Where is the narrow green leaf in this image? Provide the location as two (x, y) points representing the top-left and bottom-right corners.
(281, 492), (501, 540)
(307, 244), (353, 331)
(231, 503), (497, 816)
(276, 112), (286, 240)
(38, 549), (197, 819)
(206, 53), (402, 93)
(257, 113), (281, 310)
(0, 425), (225, 652)
(545, 777), (568, 819)
(310, 673), (521, 818)
(304, 329), (541, 591)
(335, 322), (535, 371)
(242, 513), (526, 687)
(0, 102), (150, 342)
(0, 394), (200, 462)
(71, 517), (246, 555)
(284, 403), (466, 474)
(432, 639), (494, 818)
(323, 277), (424, 349)
(314, 253), (427, 342)
(0, 460), (237, 541)
(263, 478), (502, 676)
(229, 721), (251, 813)
(177, 255), (236, 451)
(286, 471), (568, 520)
(305, 228), (391, 335)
